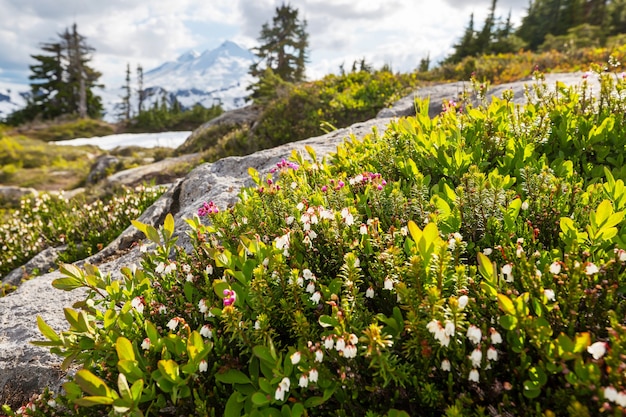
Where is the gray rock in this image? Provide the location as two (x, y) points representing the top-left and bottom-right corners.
(0, 186), (38, 206)
(86, 155), (119, 185)
(105, 153), (201, 188)
(1, 245), (69, 287)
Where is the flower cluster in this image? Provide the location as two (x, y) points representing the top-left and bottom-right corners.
(223, 289), (236, 307)
(270, 159), (299, 174)
(323, 333), (359, 358)
(198, 201), (219, 217)
(348, 172), (388, 190)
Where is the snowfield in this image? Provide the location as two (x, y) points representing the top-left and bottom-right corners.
(53, 131), (192, 150)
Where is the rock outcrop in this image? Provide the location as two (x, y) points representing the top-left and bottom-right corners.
(0, 73), (601, 408)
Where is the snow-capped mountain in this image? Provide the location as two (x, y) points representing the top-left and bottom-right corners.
(0, 81), (28, 119)
(0, 40), (257, 122)
(103, 40), (257, 121)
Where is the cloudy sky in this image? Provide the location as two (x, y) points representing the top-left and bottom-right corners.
(0, 0), (528, 89)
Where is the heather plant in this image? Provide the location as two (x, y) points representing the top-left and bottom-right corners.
(8, 67), (626, 416)
(0, 185), (164, 291)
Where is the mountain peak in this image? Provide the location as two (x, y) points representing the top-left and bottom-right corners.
(177, 50), (201, 63)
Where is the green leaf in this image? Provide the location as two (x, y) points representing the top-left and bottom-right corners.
(117, 373), (132, 401)
(522, 380), (542, 399)
(318, 315), (339, 328)
(499, 314), (517, 330)
(130, 379), (143, 402)
(304, 396), (326, 407)
(59, 263), (84, 281)
(37, 316), (60, 342)
(74, 369), (116, 398)
(157, 359), (181, 383)
(215, 369), (252, 385)
(163, 213), (175, 239)
(116, 337), (136, 362)
(477, 252), (495, 281)
(73, 396), (115, 407)
(224, 392), (244, 417)
(251, 392), (270, 406)
(497, 294), (515, 315)
(52, 277), (84, 291)
(573, 332), (591, 353)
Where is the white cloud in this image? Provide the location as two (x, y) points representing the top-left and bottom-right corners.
(0, 0), (528, 89)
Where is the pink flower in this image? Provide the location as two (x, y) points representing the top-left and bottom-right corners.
(223, 289), (236, 307)
(198, 201), (219, 217)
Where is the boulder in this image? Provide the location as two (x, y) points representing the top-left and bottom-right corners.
(86, 154), (119, 185)
(0, 186), (38, 206)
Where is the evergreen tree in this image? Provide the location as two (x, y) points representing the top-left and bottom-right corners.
(249, 3), (309, 85)
(445, 13), (477, 63)
(59, 24), (102, 118)
(17, 23), (103, 122)
(136, 64), (147, 115)
(117, 63), (132, 121)
(476, 0), (498, 53)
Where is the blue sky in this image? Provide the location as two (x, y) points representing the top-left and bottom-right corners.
(0, 0), (527, 89)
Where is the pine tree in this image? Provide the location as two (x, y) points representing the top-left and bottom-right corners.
(136, 64), (147, 115)
(249, 3), (309, 84)
(19, 23), (103, 122)
(118, 63), (132, 121)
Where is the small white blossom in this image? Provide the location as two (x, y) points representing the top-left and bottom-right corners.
(383, 278), (394, 290)
(585, 262), (599, 275)
(198, 299), (208, 314)
(426, 319), (440, 334)
(306, 281), (316, 294)
(167, 318), (179, 331)
(286, 216), (295, 225)
(200, 325), (213, 339)
(360, 224), (368, 235)
(587, 341), (607, 360)
(315, 350), (323, 363)
(483, 248), (493, 256)
(155, 262), (165, 274)
(549, 261), (561, 274)
(296, 202), (305, 211)
(470, 348), (483, 368)
(290, 351), (301, 365)
(335, 337), (346, 352)
(310, 291), (321, 304)
(158, 305), (167, 314)
(343, 344), (358, 358)
(501, 264), (513, 282)
(468, 369), (480, 382)
(199, 360), (208, 372)
(604, 386), (618, 402)
(131, 297), (144, 314)
(164, 262), (176, 275)
(544, 289), (555, 301)
(324, 336), (334, 350)
(206, 265), (214, 275)
(521, 201), (529, 210)
(141, 338), (151, 350)
(487, 346), (498, 361)
(341, 208), (354, 226)
(275, 386), (286, 402)
(254, 320), (261, 330)
(467, 325), (482, 345)
(309, 368), (319, 383)
(441, 359), (451, 371)
(365, 287), (375, 298)
(617, 392), (626, 408)
(303, 269), (315, 280)
(444, 320), (455, 337)
(299, 374), (309, 388)
(490, 328), (503, 345)
(458, 295), (469, 310)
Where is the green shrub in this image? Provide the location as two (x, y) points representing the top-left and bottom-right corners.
(8, 67), (626, 416)
(0, 185), (165, 286)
